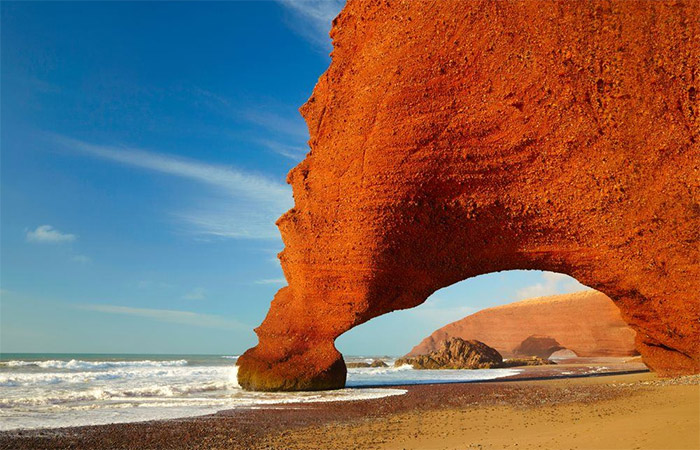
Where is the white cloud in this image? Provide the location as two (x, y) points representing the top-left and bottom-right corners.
(54, 136), (293, 240)
(182, 287), (206, 301)
(407, 296), (477, 329)
(58, 136), (290, 207)
(78, 304), (246, 330)
(71, 255), (91, 264)
(275, 0), (345, 51)
(254, 278), (287, 285)
(243, 110), (309, 140)
(189, 88), (309, 141)
(516, 272), (589, 300)
(26, 225), (76, 244)
(190, 86), (232, 110)
(174, 202), (283, 240)
(255, 139), (308, 161)
(259, 247), (284, 266)
(188, 88), (310, 163)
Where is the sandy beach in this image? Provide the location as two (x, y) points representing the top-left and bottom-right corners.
(260, 372), (699, 450)
(2, 363), (697, 450)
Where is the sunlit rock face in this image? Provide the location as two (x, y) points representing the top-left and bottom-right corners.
(237, 0), (700, 391)
(407, 291), (637, 359)
(396, 338), (503, 370)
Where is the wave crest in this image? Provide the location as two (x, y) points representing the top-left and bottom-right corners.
(2, 359), (188, 370)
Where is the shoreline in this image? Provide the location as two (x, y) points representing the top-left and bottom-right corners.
(4, 361), (696, 449)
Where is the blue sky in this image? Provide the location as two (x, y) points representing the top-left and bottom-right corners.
(1, 1), (587, 356)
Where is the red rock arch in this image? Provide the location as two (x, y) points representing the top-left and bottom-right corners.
(237, 0), (699, 391)
(404, 287), (639, 360)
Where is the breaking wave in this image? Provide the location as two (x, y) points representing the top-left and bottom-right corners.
(2, 359), (188, 370)
(0, 354), (519, 431)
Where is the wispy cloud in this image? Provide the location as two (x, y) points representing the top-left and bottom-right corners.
(54, 136), (293, 239)
(188, 87), (309, 141)
(255, 139), (308, 161)
(407, 296), (477, 329)
(188, 87), (309, 162)
(71, 254), (91, 264)
(174, 202), (283, 239)
(26, 225), (76, 244)
(254, 278), (287, 285)
(58, 136), (290, 207)
(516, 272), (589, 300)
(275, 0), (345, 51)
(243, 110), (309, 140)
(78, 304), (247, 330)
(182, 287), (206, 301)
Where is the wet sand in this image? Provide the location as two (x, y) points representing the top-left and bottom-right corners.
(1, 363), (698, 450)
(261, 372), (699, 450)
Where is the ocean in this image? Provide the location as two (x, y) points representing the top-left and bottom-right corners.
(0, 353), (520, 430)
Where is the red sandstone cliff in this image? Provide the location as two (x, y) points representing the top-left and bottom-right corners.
(238, 0), (700, 391)
(407, 291), (637, 359)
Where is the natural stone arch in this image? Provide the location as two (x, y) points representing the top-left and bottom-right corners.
(513, 336), (565, 359)
(404, 283), (639, 360)
(237, 0), (699, 391)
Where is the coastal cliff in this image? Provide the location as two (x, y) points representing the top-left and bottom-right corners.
(238, 0), (700, 391)
(407, 291), (637, 359)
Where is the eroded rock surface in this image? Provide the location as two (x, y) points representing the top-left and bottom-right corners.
(238, 0), (700, 391)
(500, 357), (556, 368)
(514, 336), (565, 359)
(396, 338), (503, 370)
(346, 359), (388, 368)
(408, 291), (637, 359)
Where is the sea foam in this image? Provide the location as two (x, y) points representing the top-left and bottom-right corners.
(0, 355), (518, 431)
(2, 359), (188, 370)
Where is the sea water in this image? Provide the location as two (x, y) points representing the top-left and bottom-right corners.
(0, 354), (520, 430)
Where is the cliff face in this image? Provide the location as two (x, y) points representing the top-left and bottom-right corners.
(237, 0), (700, 391)
(407, 291), (637, 359)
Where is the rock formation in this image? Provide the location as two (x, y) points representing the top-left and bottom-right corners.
(237, 0), (700, 391)
(396, 338), (503, 370)
(407, 291), (637, 359)
(346, 362), (369, 368)
(346, 359), (388, 368)
(499, 357), (555, 368)
(370, 359), (388, 368)
(514, 336), (565, 359)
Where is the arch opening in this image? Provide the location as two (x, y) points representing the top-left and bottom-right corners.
(335, 270), (639, 368)
(548, 349), (580, 361)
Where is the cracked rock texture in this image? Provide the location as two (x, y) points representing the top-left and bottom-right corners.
(407, 291), (637, 359)
(237, 0), (700, 391)
(396, 338), (503, 370)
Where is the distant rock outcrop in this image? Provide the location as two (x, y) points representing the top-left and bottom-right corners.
(396, 338), (503, 369)
(407, 291), (637, 359)
(346, 359), (388, 368)
(514, 336), (565, 359)
(346, 362), (369, 368)
(500, 357), (556, 368)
